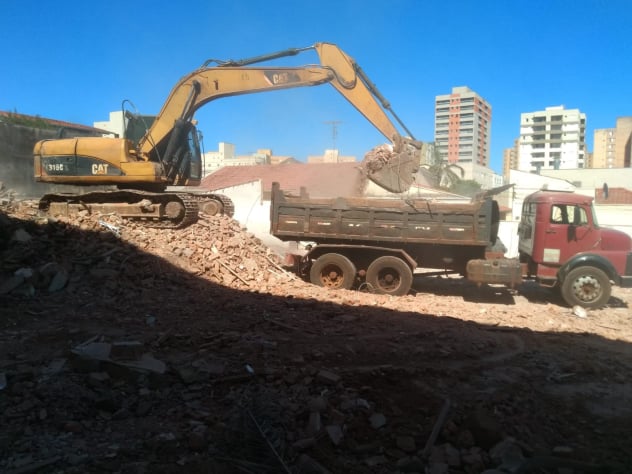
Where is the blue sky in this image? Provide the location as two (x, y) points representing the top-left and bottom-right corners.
(2, 0), (630, 174)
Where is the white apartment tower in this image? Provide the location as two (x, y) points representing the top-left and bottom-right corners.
(518, 105), (586, 172)
(434, 86), (492, 167)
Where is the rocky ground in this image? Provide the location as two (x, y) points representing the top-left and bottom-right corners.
(1, 189), (631, 473)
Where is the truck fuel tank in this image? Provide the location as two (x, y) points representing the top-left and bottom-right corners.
(466, 258), (523, 287)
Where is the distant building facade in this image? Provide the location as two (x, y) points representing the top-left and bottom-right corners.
(518, 105), (586, 172)
(307, 149), (356, 163)
(203, 143), (274, 175)
(434, 86), (492, 168)
(592, 117), (632, 168)
(502, 138), (520, 179)
(93, 111), (125, 137)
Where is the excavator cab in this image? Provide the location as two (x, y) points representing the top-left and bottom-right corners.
(159, 119), (203, 186)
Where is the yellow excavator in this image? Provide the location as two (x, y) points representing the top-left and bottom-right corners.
(34, 42), (421, 228)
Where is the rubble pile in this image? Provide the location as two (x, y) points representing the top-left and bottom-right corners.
(0, 202), (298, 299)
(1, 200), (631, 473)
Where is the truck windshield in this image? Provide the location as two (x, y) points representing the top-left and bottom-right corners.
(550, 204), (589, 226)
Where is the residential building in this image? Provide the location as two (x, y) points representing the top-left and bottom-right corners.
(472, 163), (504, 189)
(518, 105), (586, 172)
(592, 117), (632, 168)
(93, 111), (125, 137)
(307, 149), (356, 163)
(202, 143), (276, 176)
(616, 117), (632, 167)
(502, 139), (519, 179)
(434, 86), (492, 169)
(592, 128), (616, 168)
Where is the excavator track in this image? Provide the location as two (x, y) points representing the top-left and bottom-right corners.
(187, 192), (235, 218)
(39, 190), (201, 229)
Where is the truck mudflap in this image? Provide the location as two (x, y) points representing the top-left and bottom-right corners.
(466, 258), (523, 287)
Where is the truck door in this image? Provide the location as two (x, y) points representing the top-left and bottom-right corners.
(541, 203), (600, 264)
(518, 200), (537, 256)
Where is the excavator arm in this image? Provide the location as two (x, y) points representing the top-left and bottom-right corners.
(139, 42), (420, 192)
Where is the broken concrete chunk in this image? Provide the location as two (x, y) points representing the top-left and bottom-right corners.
(326, 424), (344, 446)
(47, 267), (69, 292)
(11, 228), (32, 242)
(489, 438), (524, 470)
(369, 412), (387, 429)
(72, 342), (112, 361)
(316, 369), (340, 385)
(122, 353), (166, 374)
(340, 397), (370, 411)
(110, 341), (144, 361)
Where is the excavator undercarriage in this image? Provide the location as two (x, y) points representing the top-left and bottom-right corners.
(39, 190), (234, 229)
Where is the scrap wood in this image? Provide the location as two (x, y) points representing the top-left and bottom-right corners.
(422, 398), (451, 458)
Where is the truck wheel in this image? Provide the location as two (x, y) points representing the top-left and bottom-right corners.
(560, 266), (611, 309)
(310, 253), (356, 290)
(366, 256), (413, 296)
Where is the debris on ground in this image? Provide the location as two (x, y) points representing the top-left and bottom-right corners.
(1, 197), (631, 473)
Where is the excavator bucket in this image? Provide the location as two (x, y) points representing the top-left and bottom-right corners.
(362, 137), (420, 193)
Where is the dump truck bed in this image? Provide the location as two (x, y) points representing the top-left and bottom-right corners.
(270, 183), (496, 247)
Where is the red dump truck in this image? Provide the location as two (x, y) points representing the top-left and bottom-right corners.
(270, 183), (632, 308)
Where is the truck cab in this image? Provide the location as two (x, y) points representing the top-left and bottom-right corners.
(518, 190), (632, 308)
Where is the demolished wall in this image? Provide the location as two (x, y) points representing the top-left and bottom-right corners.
(0, 121), (110, 198)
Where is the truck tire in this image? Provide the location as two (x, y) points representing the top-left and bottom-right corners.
(366, 256), (413, 296)
(310, 253), (356, 290)
(560, 266), (611, 309)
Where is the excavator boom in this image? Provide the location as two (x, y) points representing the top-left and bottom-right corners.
(138, 42), (420, 192)
(34, 42), (420, 229)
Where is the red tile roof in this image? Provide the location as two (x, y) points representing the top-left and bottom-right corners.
(0, 110), (109, 133)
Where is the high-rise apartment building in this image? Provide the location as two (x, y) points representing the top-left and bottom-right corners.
(434, 86), (491, 168)
(592, 117), (632, 168)
(592, 128), (616, 168)
(518, 105), (586, 172)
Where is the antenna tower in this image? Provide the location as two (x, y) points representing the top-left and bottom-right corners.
(324, 120), (342, 152)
